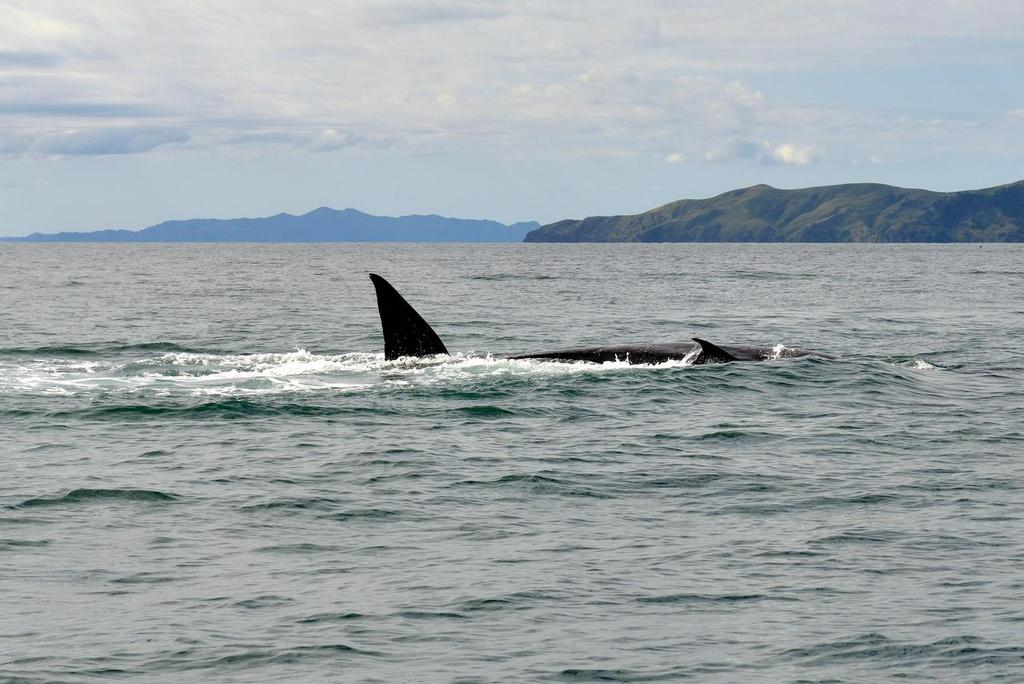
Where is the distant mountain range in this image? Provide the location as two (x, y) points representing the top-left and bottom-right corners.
(2, 208), (538, 243)
(5, 181), (1023, 243)
(525, 181), (1024, 242)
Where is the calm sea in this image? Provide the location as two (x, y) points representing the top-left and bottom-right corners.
(1, 243), (1022, 682)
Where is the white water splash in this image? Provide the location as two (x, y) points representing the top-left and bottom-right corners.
(0, 348), (699, 398)
(680, 346), (702, 365)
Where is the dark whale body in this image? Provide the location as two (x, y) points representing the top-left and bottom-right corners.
(369, 273), (830, 364)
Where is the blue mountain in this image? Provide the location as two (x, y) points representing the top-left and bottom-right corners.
(3, 207), (539, 243)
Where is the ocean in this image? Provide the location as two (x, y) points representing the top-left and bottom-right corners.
(1, 243), (1022, 682)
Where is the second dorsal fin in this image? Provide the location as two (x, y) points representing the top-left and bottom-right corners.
(369, 274), (449, 360)
(692, 338), (739, 364)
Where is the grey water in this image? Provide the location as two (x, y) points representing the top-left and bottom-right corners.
(1, 243), (1022, 683)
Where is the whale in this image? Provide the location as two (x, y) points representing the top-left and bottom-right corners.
(368, 273), (831, 364)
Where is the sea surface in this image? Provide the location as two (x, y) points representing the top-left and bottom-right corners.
(1, 243), (1022, 683)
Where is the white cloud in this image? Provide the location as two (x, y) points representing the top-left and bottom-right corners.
(663, 152), (685, 164)
(0, 50), (63, 67)
(0, 6), (82, 42)
(306, 128), (354, 152)
(768, 143), (817, 166)
(30, 127), (189, 156)
(702, 140), (817, 165)
(0, 1), (1021, 161)
(359, 1), (507, 26)
(703, 140), (760, 163)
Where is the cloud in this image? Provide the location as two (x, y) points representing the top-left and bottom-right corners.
(28, 127), (189, 156)
(360, 1), (507, 26)
(305, 128), (358, 152)
(0, 50), (62, 67)
(0, 101), (161, 117)
(703, 140), (761, 163)
(0, 1), (1020, 161)
(767, 143), (817, 166)
(702, 140), (818, 165)
(0, 6), (82, 43)
(663, 152), (685, 164)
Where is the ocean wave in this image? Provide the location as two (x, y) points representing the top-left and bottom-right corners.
(470, 273), (558, 281)
(157, 642), (383, 672)
(9, 488), (178, 508)
(777, 633), (1024, 669)
(54, 399), (376, 420)
(455, 590), (567, 613)
(555, 667), (691, 682)
(0, 538), (51, 550)
(452, 473), (613, 499)
(0, 341), (213, 357)
(637, 592), (771, 605)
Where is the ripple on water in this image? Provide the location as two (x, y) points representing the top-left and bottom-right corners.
(776, 633), (1024, 671)
(9, 488), (178, 508)
(2, 244), (1024, 682)
(451, 473), (615, 499)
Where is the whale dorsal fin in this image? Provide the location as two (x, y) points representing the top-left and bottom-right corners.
(692, 338), (739, 364)
(369, 274), (449, 360)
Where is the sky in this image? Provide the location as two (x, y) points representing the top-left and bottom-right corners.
(1, 0), (1023, 236)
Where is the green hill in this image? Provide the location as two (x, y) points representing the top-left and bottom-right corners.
(525, 181), (1024, 242)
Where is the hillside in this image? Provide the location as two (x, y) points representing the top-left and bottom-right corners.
(3, 208), (538, 243)
(525, 181), (1024, 242)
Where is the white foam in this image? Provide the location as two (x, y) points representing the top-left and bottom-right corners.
(680, 346), (702, 365)
(0, 347), (703, 398)
(0, 349), (374, 397)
